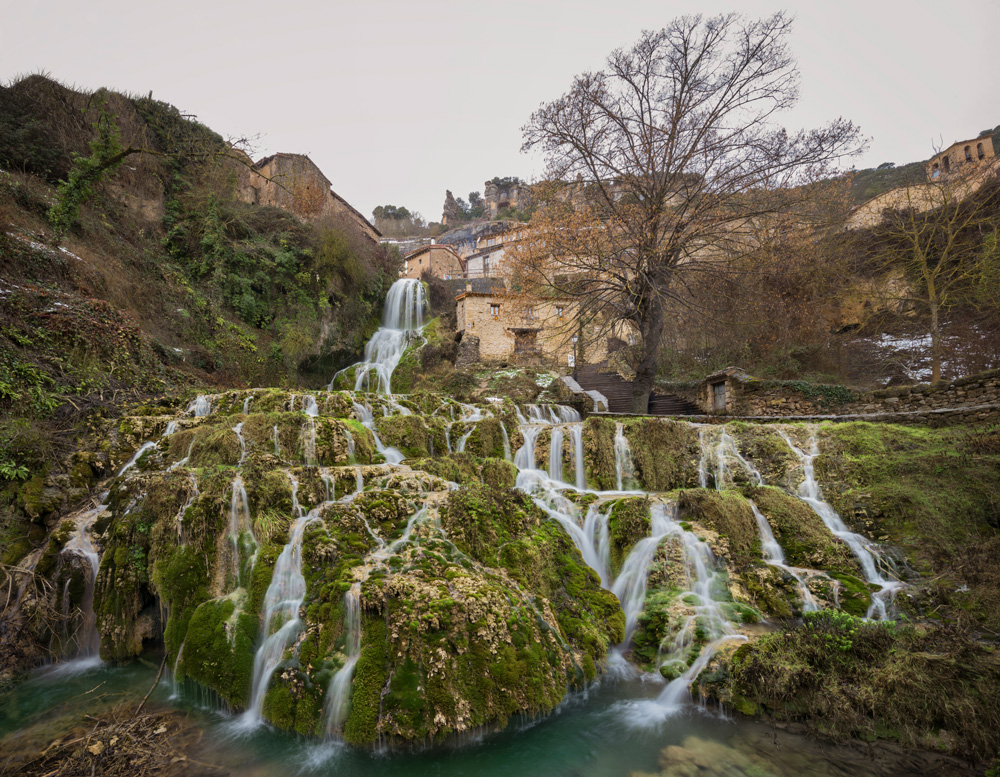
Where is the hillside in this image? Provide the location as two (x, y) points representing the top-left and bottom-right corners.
(0, 74), (396, 552)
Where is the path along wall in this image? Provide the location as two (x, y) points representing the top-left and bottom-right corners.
(655, 368), (1000, 423)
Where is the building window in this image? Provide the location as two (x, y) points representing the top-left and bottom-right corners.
(556, 306), (564, 318)
(525, 306), (534, 320)
(965, 145), (973, 161)
(491, 304), (500, 317)
(943, 155), (951, 173)
(978, 142), (985, 159)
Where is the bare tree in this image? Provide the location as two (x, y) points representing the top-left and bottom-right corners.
(861, 161), (1000, 383)
(518, 13), (864, 412)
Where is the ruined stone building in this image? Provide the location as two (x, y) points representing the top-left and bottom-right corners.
(401, 244), (464, 280)
(237, 153), (380, 243)
(926, 136), (996, 181)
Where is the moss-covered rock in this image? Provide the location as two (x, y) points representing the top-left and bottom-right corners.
(625, 419), (700, 491)
(743, 486), (861, 577)
(607, 497), (650, 576)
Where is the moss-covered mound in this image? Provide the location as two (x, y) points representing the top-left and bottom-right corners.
(815, 422), (1000, 630)
(720, 610), (1000, 761)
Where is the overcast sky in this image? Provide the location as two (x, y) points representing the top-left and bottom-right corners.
(2, 0), (997, 223)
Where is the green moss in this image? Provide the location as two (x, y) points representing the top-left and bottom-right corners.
(342, 613), (389, 745)
(374, 415), (445, 459)
(607, 497), (650, 576)
(582, 416), (617, 490)
(180, 595), (257, 708)
(625, 420), (699, 491)
(481, 458), (517, 490)
(678, 489), (758, 573)
(723, 614), (1000, 760)
(744, 486), (860, 577)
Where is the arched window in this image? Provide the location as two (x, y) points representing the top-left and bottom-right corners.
(965, 145), (973, 161)
(978, 142), (985, 159)
(943, 155), (951, 173)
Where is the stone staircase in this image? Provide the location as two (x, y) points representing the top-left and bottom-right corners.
(574, 366), (701, 416)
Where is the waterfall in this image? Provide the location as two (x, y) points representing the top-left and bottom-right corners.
(548, 426), (564, 482)
(118, 441), (157, 478)
(333, 278), (428, 394)
(169, 641), (185, 699)
(323, 582), (362, 736)
(352, 402), (404, 465)
(651, 509), (744, 710)
(611, 504), (674, 642)
(317, 507), (427, 733)
(228, 475), (257, 588)
(697, 428), (710, 488)
(302, 395), (319, 465)
(569, 424), (585, 489)
(175, 473), (199, 544)
(500, 421), (512, 461)
(778, 431), (902, 619)
(614, 423), (635, 491)
(240, 499), (323, 728)
(455, 404), (487, 453)
(273, 425), (281, 457)
(59, 504), (104, 659)
(162, 420), (178, 437)
(243, 394), (253, 414)
(748, 501), (819, 613)
(233, 422), (247, 466)
(188, 395), (212, 417)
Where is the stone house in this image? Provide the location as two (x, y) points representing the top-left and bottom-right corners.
(401, 244), (465, 280)
(237, 153), (380, 243)
(698, 367), (748, 414)
(455, 292), (618, 367)
(926, 136), (995, 181)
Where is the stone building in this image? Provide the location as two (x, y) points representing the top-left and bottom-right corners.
(926, 136), (995, 181)
(401, 244), (464, 280)
(455, 292), (616, 367)
(237, 153), (380, 243)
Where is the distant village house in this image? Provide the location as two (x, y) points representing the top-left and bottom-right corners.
(401, 243), (464, 280)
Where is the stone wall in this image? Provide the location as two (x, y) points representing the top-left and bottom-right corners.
(701, 368), (1000, 421)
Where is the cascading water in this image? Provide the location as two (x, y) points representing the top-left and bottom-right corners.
(611, 504), (674, 642)
(188, 395), (212, 417)
(613, 423), (635, 491)
(58, 504), (104, 660)
(455, 404), (488, 453)
(352, 402), (404, 465)
(548, 426), (564, 482)
(333, 278), (428, 394)
(512, 405), (747, 721)
(748, 501), (819, 613)
(228, 475), (257, 588)
(323, 582), (361, 736)
(778, 430), (902, 619)
(240, 475), (324, 728)
(302, 395), (319, 465)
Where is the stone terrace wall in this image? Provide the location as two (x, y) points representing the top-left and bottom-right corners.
(723, 369), (1000, 420)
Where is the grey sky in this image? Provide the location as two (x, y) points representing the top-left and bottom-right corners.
(2, 0), (996, 224)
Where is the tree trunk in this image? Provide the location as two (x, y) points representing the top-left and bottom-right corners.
(929, 300), (942, 384)
(630, 300), (666, 414)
